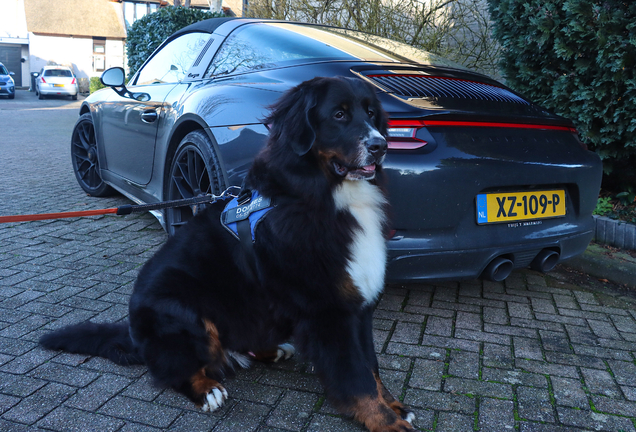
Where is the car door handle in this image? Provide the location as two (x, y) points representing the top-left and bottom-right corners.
(140, 110), (158, 123)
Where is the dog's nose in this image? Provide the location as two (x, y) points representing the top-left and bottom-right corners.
(366, 136), (387, 158)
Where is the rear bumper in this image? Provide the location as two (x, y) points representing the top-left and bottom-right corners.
(386, 227), (594, 283)
(40, 85), (78, 96)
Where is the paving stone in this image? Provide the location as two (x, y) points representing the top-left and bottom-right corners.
(404, 389), (475, 414)
(0, 394), (20, 415)
(587, 319), (622, 340)
(482, 368), (548, 388)
(581, 368), (622, 398)
(448, 349), (479, 379)
(1, 382), (76, 425)
(622, 386), (636, 402)
(607, 360), (636, 386)
(478, 398), (515, 432)
(167, 411), (219, 432)
(213, 400), (270, 432)
(98, 396), (182, 428)
(385, 342), (446, 360)
(572, 344), (633, 361)
(483, 306), (508, 325)
(516, 386), (555, 423)
(425, 316), (455, 337)
(444, 377), (513, 399)
(455, 328), (511, 345)
(482, 343), (514, 369)
(515, 359), (579, 378)
(543, 351), (606, 369)
(65, 373), (133, 411)
(539, 329), (572, 353)
(306, 413), (366, 432)
(36, 405), (124, 432)
(513, 336), (544, 361)
(436, 411), (474, 432)
(550, 376), (588, 408)
(591, 395), (636, 417)
(29, 362), (100, 387)
(408, 358), (445, 390)
(265, 390), (317, 431)
(557, 406), (636, 431)
(390, 321), (421, 344)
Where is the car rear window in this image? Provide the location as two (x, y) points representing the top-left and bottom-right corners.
(44, 69), (73, 77)
(205, 22), (466, 78)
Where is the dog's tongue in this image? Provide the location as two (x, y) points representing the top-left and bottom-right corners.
(362, 164), (376, 172)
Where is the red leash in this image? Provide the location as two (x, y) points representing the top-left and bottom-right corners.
(0, 188), (241, 224)
(0, 208), (119, 224)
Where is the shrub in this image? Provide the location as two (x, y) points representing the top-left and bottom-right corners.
(126, 6), (223, 78)
(487, 0), (636, 190)
(89, 77), (106, 94)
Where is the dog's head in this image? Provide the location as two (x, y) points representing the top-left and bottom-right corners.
(264, 76), (388, 182)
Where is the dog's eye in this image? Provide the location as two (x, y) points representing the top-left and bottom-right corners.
(368, 110), (375, 118)
(334, 111), (345, 120)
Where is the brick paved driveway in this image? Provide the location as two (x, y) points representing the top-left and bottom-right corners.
(1, 91), (635, 431)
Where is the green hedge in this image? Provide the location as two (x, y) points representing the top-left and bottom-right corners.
(126, 6), (223, 79)
(487, 0), (636, 190)
(89, 77), (106, 94)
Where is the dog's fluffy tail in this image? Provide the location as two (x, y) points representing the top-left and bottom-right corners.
(39, 321), (143, 366)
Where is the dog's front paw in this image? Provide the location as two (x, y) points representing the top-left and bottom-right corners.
(274, 343), (295, 362)
(201, 385), (228, 412)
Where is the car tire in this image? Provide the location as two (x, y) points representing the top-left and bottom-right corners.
(72, 94), (78, 100)
(71, 113), (115, 197)
(165, 130), (226, 236)
(38, 92), (44, 100)
(8, 94), (14, 99)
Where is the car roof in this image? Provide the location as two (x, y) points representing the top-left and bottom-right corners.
(171, 17), (240, 38)
(42, 66), (72, 70)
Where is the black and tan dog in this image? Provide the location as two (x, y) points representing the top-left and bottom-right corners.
(40, 76), (415, 432)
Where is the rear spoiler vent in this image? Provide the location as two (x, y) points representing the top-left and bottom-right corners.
(368, 74), (530, 105)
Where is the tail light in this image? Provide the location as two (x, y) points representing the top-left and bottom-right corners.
(40, 77), (47, 83)
(387, 120), (428, 150)
(71, 78), (76, 85)
(387, 119), (579, 150)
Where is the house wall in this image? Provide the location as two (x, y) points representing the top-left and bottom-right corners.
(29, 33), (126, 79)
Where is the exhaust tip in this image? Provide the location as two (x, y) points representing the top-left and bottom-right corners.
(481, 256), (514, 282)
(530, 249), (560, 273)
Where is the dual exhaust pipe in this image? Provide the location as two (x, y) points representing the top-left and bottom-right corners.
(481, 249), (560, 282)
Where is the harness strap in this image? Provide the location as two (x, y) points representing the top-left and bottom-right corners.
(220, 182), (276, 282)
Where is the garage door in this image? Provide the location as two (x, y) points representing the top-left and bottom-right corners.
(0, 46), (22, 87)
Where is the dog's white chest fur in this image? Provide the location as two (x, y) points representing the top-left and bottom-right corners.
(333, 181), (387, 305)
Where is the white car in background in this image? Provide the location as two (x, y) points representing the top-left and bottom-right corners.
(36, 66), (79, 100)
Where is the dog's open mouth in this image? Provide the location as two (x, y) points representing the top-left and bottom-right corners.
(333, 161), (377, 180)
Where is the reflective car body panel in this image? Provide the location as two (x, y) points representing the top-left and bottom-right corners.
(77, 18), (603, 282)
(0, 62), (15, 98)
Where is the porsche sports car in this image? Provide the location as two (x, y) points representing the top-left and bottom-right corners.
(72, 17), (602, 283)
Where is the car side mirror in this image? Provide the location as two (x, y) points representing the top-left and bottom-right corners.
(101, 67), (125, 87)
(101, 67), (149, 102)
(9, 72), (15, 76)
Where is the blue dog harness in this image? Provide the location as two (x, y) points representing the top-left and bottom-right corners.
(221, 190), (275, 241)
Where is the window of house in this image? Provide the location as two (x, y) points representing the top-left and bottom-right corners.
(124, 1), (159, 28)
(93, 38), (106, 72)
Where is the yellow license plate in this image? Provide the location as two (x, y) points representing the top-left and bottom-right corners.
(53, 84), (64, 87)
(476, 190), (566, 224)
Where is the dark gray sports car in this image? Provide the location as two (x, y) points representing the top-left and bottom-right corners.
(71, 17), (602, 283)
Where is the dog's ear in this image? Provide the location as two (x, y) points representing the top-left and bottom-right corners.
(374, 102), (389, 138)
(264, 82), (318, 156)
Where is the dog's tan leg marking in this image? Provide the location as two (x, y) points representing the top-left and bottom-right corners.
(373, 372), (415, 425)
(349, 394), (415, 432)
(191, 368), (228, 412)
